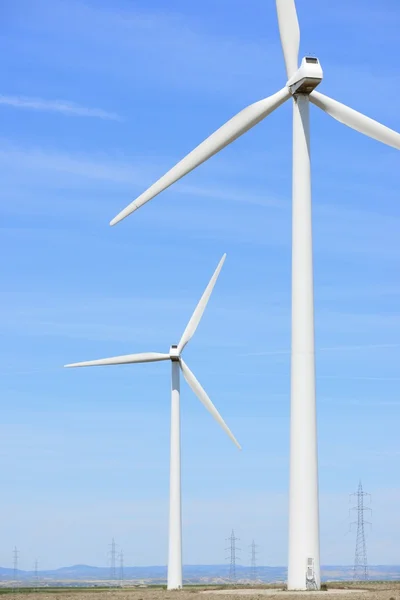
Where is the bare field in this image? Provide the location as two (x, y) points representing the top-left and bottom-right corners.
(7, 583), (400, 600)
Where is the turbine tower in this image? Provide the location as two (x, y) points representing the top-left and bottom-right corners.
(107, 0), (400, 590)
(65, 255), (240, 590)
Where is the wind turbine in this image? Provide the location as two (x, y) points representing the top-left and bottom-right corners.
(64, 254), (240, 590)
(106, 0), (400, 590)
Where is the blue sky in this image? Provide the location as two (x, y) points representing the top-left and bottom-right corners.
(0, 0), (399, 571)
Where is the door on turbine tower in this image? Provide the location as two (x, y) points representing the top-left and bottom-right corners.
(306, 557), (317, 589)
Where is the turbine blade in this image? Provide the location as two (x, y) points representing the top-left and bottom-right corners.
(276, 0), (300, 79)
(310, 91), (400, 150)
(180, 359), (241, 450)
(110, 87), (290, 225)
(65, 352), (169, 368)
(177, 254), (226, 354)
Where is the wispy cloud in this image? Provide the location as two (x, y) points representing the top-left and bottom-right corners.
(320, 375), (400, 382)
(240, 343), (400, 357)
(0, 142), (284, 221)
(320, 397), (400, 407)
(0, 95), (121, 121)
(4, 0), (279, 101)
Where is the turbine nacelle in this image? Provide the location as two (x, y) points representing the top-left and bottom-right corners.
(287, 56), (323, 95)
(169, 344), (180, 361)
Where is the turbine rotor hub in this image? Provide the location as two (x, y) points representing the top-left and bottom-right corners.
(287, 56), (323, 95)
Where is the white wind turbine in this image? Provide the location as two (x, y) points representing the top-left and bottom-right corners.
(65, 254), (240, 590)
(107, 0), (400, 590)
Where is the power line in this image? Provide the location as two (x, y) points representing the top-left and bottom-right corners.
(225, 530), (240, 583)
(249, 540), (258, 581)
(351, 481), (371, 581)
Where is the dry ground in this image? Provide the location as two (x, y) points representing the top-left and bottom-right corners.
(7, 582), (400, 600)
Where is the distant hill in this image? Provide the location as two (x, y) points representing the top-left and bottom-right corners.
(0, 564), (399, 584)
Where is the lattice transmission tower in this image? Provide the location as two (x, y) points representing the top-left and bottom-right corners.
(119, 551), (124, 587)
(351, 481), (371, 581)
(34, 559), (39, 589)
(13, 547), (19, 583)
(109, 538), (117, 581)
(226, 530), (240, 582)
(249, 540), (258, 581)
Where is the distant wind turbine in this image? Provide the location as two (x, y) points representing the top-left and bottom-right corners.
(107, 0), (400, 590)
(65, 254), (240, 590)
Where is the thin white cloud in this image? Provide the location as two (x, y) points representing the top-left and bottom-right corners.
(0, 94), (121, 121)
(239, 343), (400, 357)
(0, 142), (398, 259)
(10, 0), (279, 100)
(0, 143), (283, 214)
(320, 375), (400, 382)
